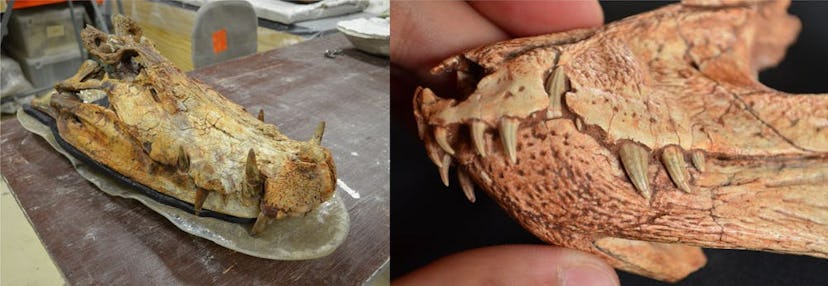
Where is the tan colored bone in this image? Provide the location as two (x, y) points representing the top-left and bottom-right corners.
(413, 0), (827, 282)
(36, 15), (336, 235)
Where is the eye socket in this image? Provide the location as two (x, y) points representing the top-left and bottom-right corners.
(116, 50), (143, 77)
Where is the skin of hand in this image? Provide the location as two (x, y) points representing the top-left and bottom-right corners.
(393, 245), (620, 286)
(391, 1), (617, 285)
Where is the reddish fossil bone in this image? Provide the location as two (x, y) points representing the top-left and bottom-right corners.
(413, 0), (827, 282)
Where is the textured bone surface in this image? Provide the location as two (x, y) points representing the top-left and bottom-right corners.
(32, 16), (336, 235)
(413, 0), (827, 282)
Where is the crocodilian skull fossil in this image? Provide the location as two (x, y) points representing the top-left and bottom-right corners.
(413, 0), (826, 282)
(30, 16), (336, 235)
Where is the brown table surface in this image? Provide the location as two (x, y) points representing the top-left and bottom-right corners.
(1, 33), (389, 285)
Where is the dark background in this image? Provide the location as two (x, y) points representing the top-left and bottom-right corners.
(391, 1), (828, 285)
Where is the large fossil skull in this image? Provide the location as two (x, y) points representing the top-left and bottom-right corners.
(32, 16), (336, 235)
(413, 0), (826, 282)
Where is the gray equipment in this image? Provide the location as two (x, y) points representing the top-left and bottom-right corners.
(191, 0), (257, 69)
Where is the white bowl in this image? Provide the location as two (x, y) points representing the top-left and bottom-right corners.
(337, 17), (390, 57)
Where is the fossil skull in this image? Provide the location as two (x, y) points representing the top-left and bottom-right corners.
(32, 16), (336, 235)
(413, 0), (826, 282)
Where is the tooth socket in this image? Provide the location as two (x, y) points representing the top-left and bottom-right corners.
(661, 146), (692, 193)
(691, 150), (706, 172)
(471, 121), (487, 157)
(545, 66), (568, 119)
(434, 126), (455, 155)
(457, 169), (476, 203)
(439, 154), (452, 187)
(619, 142), (652, 200)
(499, 118), (519, 164)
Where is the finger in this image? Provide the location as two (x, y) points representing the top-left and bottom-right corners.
(391, 1), (508, 78)
(393, 245), (619, 286)
(468, 0), (604, 37)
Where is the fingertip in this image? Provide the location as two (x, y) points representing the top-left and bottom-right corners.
(559, 258), (620, 286)
(469, 0), (605, 37)
(394, 245), (619, 286)
(546, 247), (620, 286)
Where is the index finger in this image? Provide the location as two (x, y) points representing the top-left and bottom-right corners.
(391, 0), (604, 79)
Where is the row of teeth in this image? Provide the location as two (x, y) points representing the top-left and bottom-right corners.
(426, 67), (707, 202)
(176, 112), (326, 235)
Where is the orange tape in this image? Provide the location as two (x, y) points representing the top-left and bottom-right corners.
(212, 29), (227, 54)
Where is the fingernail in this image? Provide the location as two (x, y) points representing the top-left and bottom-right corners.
(561, 264), (617, 286)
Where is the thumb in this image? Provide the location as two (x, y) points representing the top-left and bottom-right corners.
(393, 245), (619, 286)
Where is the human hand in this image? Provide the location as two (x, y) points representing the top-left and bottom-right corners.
(391, 0), (603, 88)
(393, 245), (619, 286)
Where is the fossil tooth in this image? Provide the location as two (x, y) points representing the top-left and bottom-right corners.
(257, 109), (264, 122)
(500, 118), (519, 164)
(311, 121), (326, 144)
(619, 142), (652, 199)
(661, 146), (692, 193)
(426, 143), (444, 168)
(471, 121), (487, 157)
(439, 154), (452, 187)
(250, 211), (272, 236)
(545, 66), (568, 118)
(691, 151), (706, 172)
(434, 126), (455, 155)
(457, 169), (476, 203)
(421, 87), (438, 104)
(245, 149), (261, 186)
(177, 145), (190, 172)
(479, 171), (492, 185)
(575, 118), (584, 131)
(193, 188), (209, 215)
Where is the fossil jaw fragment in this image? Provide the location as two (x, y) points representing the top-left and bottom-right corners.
(31, 15), (336, 235)
(413, 0), (826, 282)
